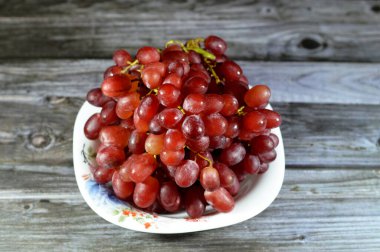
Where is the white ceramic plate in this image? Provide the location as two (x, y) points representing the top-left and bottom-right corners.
(73, 102), (285, 234)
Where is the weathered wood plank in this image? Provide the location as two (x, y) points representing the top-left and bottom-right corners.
(0, 197), (379, 251)
(1, 60), (380, 104)
(0, 99), (379, 169)
(1, 0), (380, 61)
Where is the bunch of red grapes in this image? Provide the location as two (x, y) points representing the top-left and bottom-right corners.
(84, 36), (282, 218)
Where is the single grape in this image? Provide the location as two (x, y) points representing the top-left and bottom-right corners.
(182, 93), (206, 114)
(128, 130), (148, 154)
(181, 114), (205, 140)
(157, 108), (184, 129)
(219, 142), (246, 166)
(133, 176), (160, 208)
(96, 145), (125, 168)
(250, 135), (275, 154)
(112, 170), (135, 200)
(269, 133), (279, 147)
(239, 75), (249, 85)
(203, 113), (228, 136)
(224, 116), (240, 138)
(205, 35), (227, 55)
(167, 61), (184, 77)
(120, 117), (135, 131)
(214, 162), (237, 188)
(242, 154), (261, 174)
(157, 84), (182, 107)
(204, 187), (235, 213)
(174, 160), (200, 188)
(94, 167), (115, 184)
(137, 94), (160, 122)
(231, 164), (248, 182)
(100, 100), (119, 125)
(259, 109), (282, 129)
(184, 185), (206, 218)
(242, 111), (267, 132)
(84, 113), (103, 140)
(244, 85), (271, 108)
(101, 75), (132, 98)
(204, 94), (224, 114)
(183, 76), (208, 95)
(144, 62), (167, 76)
(99, 125), (131, 148)
(149, 114), (166, 134)
(128, 153), (157, 183)
(119, 155), (137, 182)
(136, 46), (160, 65)
(160, 149), (185, 166)
(188, 51), (202, 64)
(133, 109), (149, 132)
(86, 88), (112, 107)
(225, 177), (240, 196)
(113, 49), (132, 67)
(145, 133), (165, 155)
(162, 73), (183, 89)
(258, 149), (277, 163)
(116, 92), (140, 119)
(141, 67), (163, 89)
(103, 65), (122, 79)
(218, 60), (242, 81)
(258, 163), (269, 174)
(186, 136), (210, 152)
(200, 166), (220, 191)
(164, 129), (186, 151)
(159, 181), (181, 212)
(220, 94), (239, 116)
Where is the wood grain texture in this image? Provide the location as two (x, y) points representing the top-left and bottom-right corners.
(1, 0), (380, 61)
(0, 168), (379, 251)
(0, 98), (379, 169)
(1, 59), (380, 104)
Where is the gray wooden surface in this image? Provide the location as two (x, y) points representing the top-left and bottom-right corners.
(0, 0), (380, 251)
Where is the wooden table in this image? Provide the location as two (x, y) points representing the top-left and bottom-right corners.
(1, 0), (380, 251)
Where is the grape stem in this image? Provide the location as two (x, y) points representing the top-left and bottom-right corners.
(165, 40), (188, 52)
(121, 59), (140, 74)
(204, 58), (222, 84)
(177, 106), (186, 114)
(186, 146), (213, 166)
(237, 106), (246, 116)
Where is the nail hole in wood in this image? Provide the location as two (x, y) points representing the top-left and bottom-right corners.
(372, 5), (380, 13)
(377, 138), (380, 146)
(299, 38), (321, 50)
(40, 199), (50, 203)
(24, 205), (30, 210)
(30, 132), (52, 149)
(298, 235), (306, 241)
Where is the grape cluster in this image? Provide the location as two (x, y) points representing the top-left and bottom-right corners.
(84, 36), (282, 218)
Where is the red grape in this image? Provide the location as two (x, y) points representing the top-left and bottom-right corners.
(174, 160), (200, 188)
(203, 113), (228, 136)
(128, 153), (157, 183)
(184, 185), (205, 218)
(94, 167), (115, 184)
(157, 108), (184, 129)
(103, 65), (122, 79)
(200, 166), (220, 191)
(133, 176), (160, 208)
(160, 149), (185, 166)
(159, 181), (181, 212)
(137, 94), (160, 122)
(218, 60), (242, 81)
(101, 75), (131, 98)
(244, 85), (271, 108)
(128, 130), (148, 154)
(242, 155), (260, 174)
(136, 46), (160, 65)
(204, 187), (235, 213)
(182, 93), (206, 114)
(186, 136), (210, 152)
(220, 94), (239, 116)
(259, 109), (282, 129)
(84, 113), (103, 140)
(116, 92), (140, 119)
(205, 35), (227, 55)
(86, 88), (112, 107)
(145, 133), (165, 155)
(99, 125), (130, 148)
(242, 111), (267, 132)
(181, 115), (205, 140)
(112, 170), (135, 200)
(113, 49), (132, 67)
(96, 145), (125, 168)
(250, 135), (275, 154)
(204, 94), (224, 114)
(100, 100), (119, 125)
(164, 129), (186, 151)
(157, 84), (182, 107)
(219, 142), (246, 166)
(133, 109), (149, 132)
